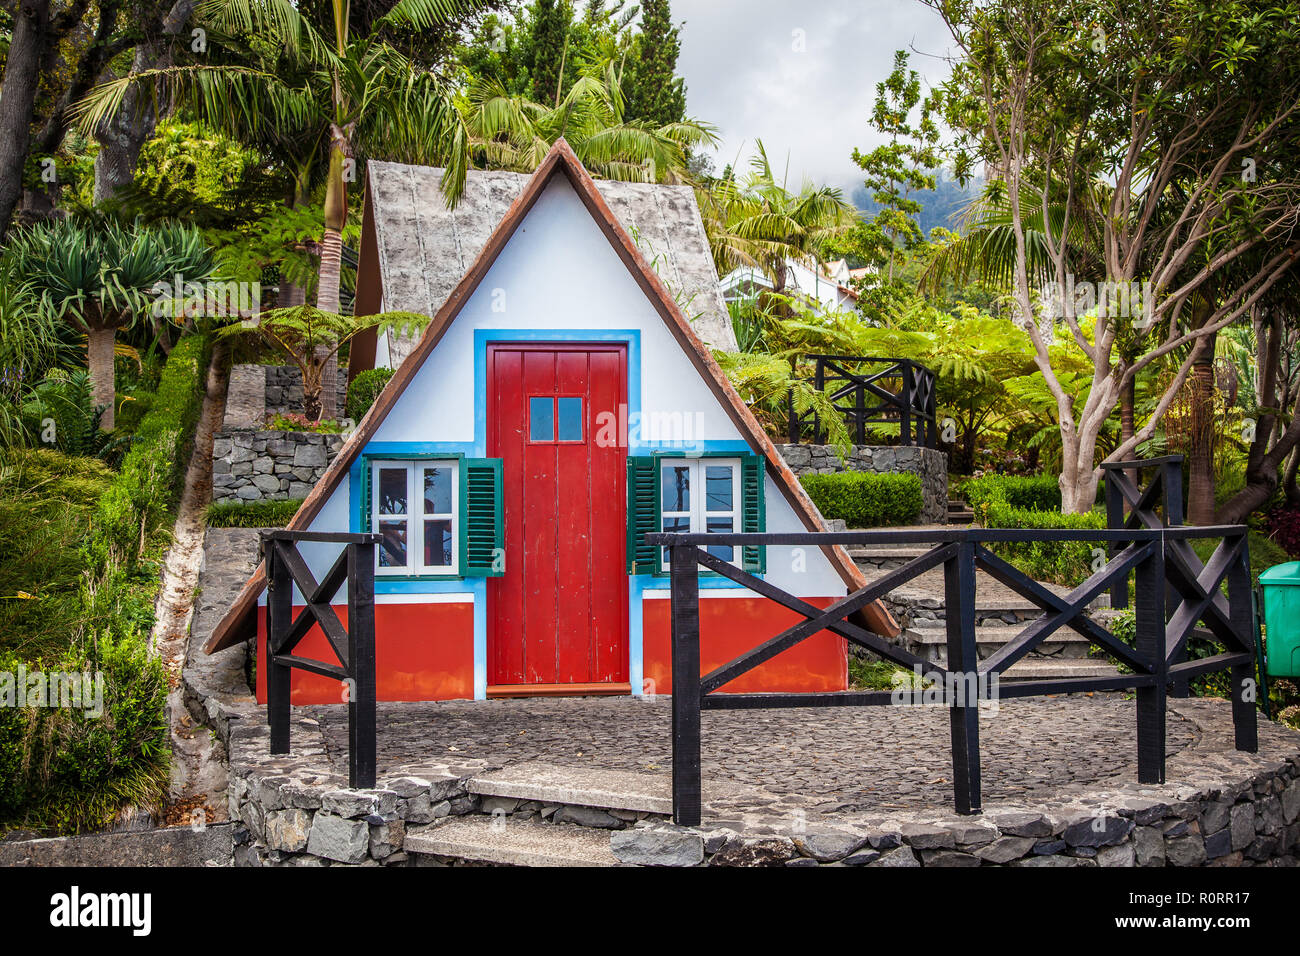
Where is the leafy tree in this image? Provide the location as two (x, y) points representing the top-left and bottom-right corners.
(218, 306), (427, 421)
(700, 141), (856, 309)
(463, 57), (715, 181)
(932, 0), (1300, 512)
(843, 50), (942, 286)
(623, 0), (685, 126)
(530, 0), (571, 107)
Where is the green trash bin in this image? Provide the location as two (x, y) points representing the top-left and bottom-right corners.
(1261, 561), (1300, 678)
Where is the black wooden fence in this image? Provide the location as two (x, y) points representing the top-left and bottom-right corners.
(262, 529), (381, 788)
(787, 355), (938, 447)
(652, 457), (1258, 825)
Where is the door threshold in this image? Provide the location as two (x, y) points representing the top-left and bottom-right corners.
(487, 682), (632, 699)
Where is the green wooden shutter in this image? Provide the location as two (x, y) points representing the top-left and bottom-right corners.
(461, 458), (504, 577)
(741, 454), (766, 573)
(626, 455), (660, 574)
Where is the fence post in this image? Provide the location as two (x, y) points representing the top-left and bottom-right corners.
(899, 362), (913, 447)
(348, 540), (378, 789)
(944, 540), (981, 814)
(1105, 470), (1129, 609)
(670, 543), (703, 827)
(1134, 539), (1166, 783)
(1161, 459), (1191, 697)
(813, 358), (825, 444)
(266, 536), (291, 755)
(1227, 531), (1258, 753)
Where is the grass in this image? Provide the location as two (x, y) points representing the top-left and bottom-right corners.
(205, 497), (303, 528)
(0, 450), (116, 660)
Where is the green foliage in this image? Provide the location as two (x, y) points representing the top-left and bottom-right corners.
(0, 635), (169, 834)
(205, 498), (303, 528)
(346, 367), (394, 421)
(848, 655), (918, 691)
(0, 450), (116, 661)
(91, 336), (210, 569)
(6, 218), (213, 336)
(799, 472), (922, 528)
(19, 370), (114, 457)
(714, 349), (853, 455)
(982, 500), (1106, 587)
(960, 474), (1061, 516)
(623, 0), (687, 126)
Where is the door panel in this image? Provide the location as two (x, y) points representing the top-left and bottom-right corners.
(488, 344), (628, 687)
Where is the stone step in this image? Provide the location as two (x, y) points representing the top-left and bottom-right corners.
(997, 658), (1124, 682)
(405, 816), (620, 866)
(902, 624), (1092, 646)
(467, 762), (674, 815)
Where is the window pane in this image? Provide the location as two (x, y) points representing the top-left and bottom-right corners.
(557, 397), (583, 441)
(378, 520), (408, 568)
(423, 466), (452, 515)
(705, 465), (734, 512)
(662, 516), (691, 535)
(423, 519), (453, 568)
(662, 464), (691, 512)
(706, 516), (734, 562)
(529, 397), (554, 441)
(378, 468), (407, 515)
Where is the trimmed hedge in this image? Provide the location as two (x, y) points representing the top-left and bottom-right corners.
(206, 498), (303, 528)
(92, 335), (211, 568)
(346, 367), (393, 421)
(800, 471), (922, 527)
(983, 500), (1106, 587)
(959, 474), (1061, 515)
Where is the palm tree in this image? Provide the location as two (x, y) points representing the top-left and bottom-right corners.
(699, 141), (857, 309)
(6, 219), (212, 430)
(217, 305), (429, 421)
(463, 57), (717, 183)
(75, 0), (477, 415)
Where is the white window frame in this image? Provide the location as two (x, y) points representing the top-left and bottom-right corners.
(659, 458), (741, 568)
(370, 459), (459, 576)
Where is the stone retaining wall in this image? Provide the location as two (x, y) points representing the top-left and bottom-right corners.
(212, 431), (344, 503)
(776, 443), (949, 525)
(264, 365), (347, 420)
(220, 700), (1300, 868)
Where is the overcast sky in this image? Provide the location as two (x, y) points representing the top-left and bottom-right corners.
(671, 0), (955, 197)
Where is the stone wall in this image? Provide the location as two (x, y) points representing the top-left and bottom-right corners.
(264, 365), (348, 420)
(221, 700), (1300, 867)
(212, 431), (344, 503)
(777, 443), (949, 525)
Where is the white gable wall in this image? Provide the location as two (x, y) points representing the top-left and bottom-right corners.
(287, 174), (844, 602)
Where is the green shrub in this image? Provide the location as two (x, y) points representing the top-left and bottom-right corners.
(206, 498), (303, 528)
(91, 335), (209, 569)
(800, 471), (922, 527)
(959, 474), (1061, 515)
(983, 500), (1106, 587)
(346, 367), (393, 421)
(0, 635), (169, 833)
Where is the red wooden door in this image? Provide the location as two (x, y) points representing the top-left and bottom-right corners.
(487, 344), (628, 689)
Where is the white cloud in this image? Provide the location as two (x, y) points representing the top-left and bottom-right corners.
(672, 0), (955, 196)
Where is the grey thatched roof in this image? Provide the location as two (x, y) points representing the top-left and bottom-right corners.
(366, 161), (737, 365)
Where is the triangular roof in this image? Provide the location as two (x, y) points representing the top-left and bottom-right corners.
(356, 161), (738, 371)
(205, 139), (895, 654)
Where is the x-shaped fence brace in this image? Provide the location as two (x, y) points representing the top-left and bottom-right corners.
(652, 477), (1259, 825)
(788, 355), (937, 447)
(262, 530), (380, 789)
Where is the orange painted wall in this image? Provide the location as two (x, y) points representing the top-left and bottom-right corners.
(256, 601), (474, 704)
(642, 596), (848, 695)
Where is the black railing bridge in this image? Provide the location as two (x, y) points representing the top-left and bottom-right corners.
(787, 354), (938, 448)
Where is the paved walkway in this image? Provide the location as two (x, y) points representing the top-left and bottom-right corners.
(299, 695), (1198, 815)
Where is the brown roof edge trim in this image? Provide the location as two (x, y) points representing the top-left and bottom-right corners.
(204, 138), (896, 654)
